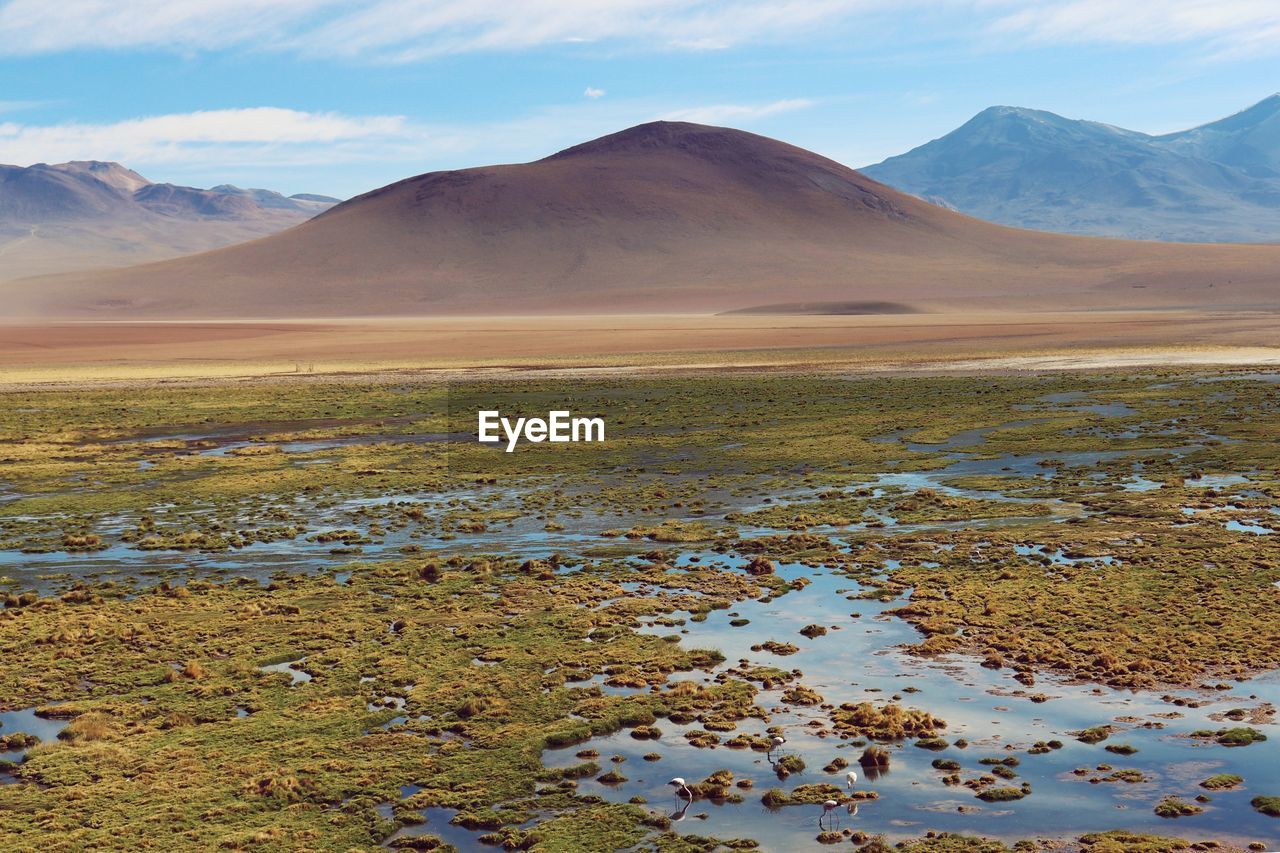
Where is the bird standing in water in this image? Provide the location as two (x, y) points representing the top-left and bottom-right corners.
(668, 777), (693, 799)
(820, 799), (840, 829)
(846, 769), (858, 789)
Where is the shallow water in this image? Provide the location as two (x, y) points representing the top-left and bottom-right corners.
(196, 431), (463, 457)
(0, 386), (1213, 598)
(1225, 519), (1275, 535)
(1186, 474), (1251, 489)
(384, 806), (491, 849)
(546, 558), (1280, 849)
(3, 382), (1277, 849)
(259, 657), (312, 685)
(0, 706), (69, 781)
(1196, 373), (1280, 384)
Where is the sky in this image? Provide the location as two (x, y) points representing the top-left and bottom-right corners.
(0, 0), (1278, 198)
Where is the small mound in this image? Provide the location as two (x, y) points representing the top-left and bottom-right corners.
(720, 301), (923, 316)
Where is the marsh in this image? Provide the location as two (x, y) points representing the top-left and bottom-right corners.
(0, 371), (1277, 851)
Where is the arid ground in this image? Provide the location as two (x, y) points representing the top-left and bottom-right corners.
(4, 310), (1280, 386)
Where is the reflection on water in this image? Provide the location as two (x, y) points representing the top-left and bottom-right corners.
(258, 657), (312, 685)
(3, 380), (1277, 848)
(0, 385), (1240, 598)
(0, 706), (69, 782)
(383, 806), (490, 850)
(1225, 519), (1275, 535)
(545, 559), (1280, 848)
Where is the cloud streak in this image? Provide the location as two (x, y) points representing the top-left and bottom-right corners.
(0, 0), (334, 55)
(0, 99), (816, 183)
(989, 1), (1280, 59)
(0, 0), (898, 59)
(0, 1), (1276, 60)
(0, 107), (410, 169)
(661, 98), (815, 124)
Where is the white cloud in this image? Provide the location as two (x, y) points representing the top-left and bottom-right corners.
(661, 98), (815, 124)
(988, 0), (1280, 58)
(0, 98), (822, 179)
(0, 99), (50, 113)
(0, 107), (410, 168)
(0, 0), (1273, 64)
(0, 0), (335, 54)
(0, 0), (902, 59)
(257, 1), (907, 61)
(1, 1), (1275, 61)
(584, 86), (606, 99)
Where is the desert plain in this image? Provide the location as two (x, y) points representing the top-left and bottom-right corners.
(4, 308), (1280, 387)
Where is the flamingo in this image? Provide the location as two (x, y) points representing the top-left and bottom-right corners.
(820, 799), (840, 829)
(767, 734), (786, 755)
(667, 777), (693, 799)
(845, 769), (858, 789)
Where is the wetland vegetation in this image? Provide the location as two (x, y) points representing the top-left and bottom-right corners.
(1, 372), (1278, 851)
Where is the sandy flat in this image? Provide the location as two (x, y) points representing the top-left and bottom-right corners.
(2, 310), (1279, 388)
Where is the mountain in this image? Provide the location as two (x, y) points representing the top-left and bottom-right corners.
(7, 121), (1280, 319)
(0, 161), (339, 281)
(862, 96), (1280, 242)
(1158, 95), (1280, 178)
(50, 161), (152, 194)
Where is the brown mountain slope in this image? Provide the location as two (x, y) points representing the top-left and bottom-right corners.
(7, 122), (1280, 319)
(0, 161), (338, 282)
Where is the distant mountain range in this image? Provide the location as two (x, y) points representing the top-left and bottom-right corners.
(863, 95), (1280, 243)
(0, 161), (338, 280)
(10, 121), (1280, 320)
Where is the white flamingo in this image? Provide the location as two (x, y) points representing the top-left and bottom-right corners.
(845, 769), (858, 789)
(820, 799), (840, 829)
(768, 734), (786, 755)
(667, 777), (693, 799)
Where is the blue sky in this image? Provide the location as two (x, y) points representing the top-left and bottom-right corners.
(1, 1), (1278, 197)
